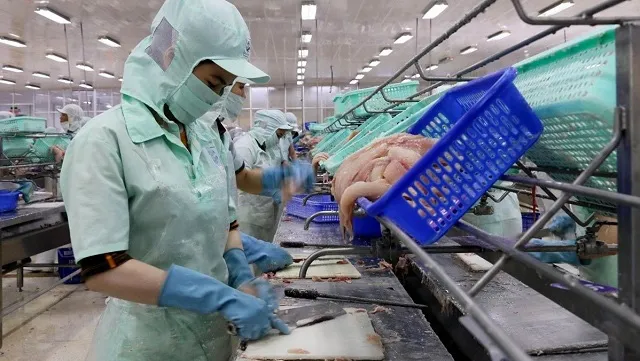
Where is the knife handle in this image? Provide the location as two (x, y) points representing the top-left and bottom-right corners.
(280, 241), (306, 248)
(284, 288), (320, 299)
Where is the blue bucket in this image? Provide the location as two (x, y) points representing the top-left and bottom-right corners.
(57, 248), (82, 284)
(0, 190), (20, 213)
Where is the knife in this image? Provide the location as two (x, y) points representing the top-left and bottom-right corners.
(276, 302), (347, 330)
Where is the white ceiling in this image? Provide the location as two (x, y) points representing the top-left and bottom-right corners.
(0, 0), (637, 90)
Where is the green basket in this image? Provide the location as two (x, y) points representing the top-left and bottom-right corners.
(30, 136), (71, 161)
(312, 128), (352, 156)
(514, 26), (617, 211)
(1, 137), (35, 158)
(0, 116), (46, 133)
(335, 81), (419, 118)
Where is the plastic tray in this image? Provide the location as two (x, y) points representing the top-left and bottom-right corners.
(0, 116), (46, 133)
(1, 137), (35, 158)
(521, 212), (541, 232)
(312, 128), (350, 155)
(513, 27), (617, 210)
(336, 81), (419, 118)
(360, 67), (544, 245)
(286, 194), (339, 223)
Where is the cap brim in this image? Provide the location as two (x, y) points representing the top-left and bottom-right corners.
(56, 108), (65, 114)
(279, 124), (294, 130)
(215, 59), (270, 84)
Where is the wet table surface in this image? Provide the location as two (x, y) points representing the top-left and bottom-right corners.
(270, 214), (454, 361)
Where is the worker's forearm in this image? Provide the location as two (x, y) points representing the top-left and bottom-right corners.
(288, 144), (297, 160)
(84, 259), (167, 305)
(225, 229), (243, 252)
(236, 168), (264, 194)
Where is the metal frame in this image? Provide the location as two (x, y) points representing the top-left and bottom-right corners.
(307, 1), (640, 360)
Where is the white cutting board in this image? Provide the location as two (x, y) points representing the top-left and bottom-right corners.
(456, 253), (493, 272)
(276, 258), (361, 279)
(238, 308), (384, 360)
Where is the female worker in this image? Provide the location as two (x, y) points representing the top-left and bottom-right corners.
(234, 110), (293, 242)
(61, 1), (290, 360)
(56, 104), (87, 135)
(280, 112), (299, 163)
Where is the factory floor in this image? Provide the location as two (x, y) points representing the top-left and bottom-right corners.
(0, 273), (105, 361)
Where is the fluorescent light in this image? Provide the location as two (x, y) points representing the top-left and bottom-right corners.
(0, 78), (16, 85)
(2, 65), (23, 73)
(118, 78), (123, 82)
(361, 67), (372, 73)
(79, 82), (93, 89)
(350, 79), (358, 85)
(297, 75), (305, 80)
(33, 71), (50, 79)
(0, 36), (26, 48)
(369, 59), (381, 67)
(46, 53), (68, 63)
(35, 7), (71, 25)
(58, 77), (73, 84)
(297, 68), (306, 74)
(460, 46), (478, 55)
(355, 74), (365, 80)
(401, 79), (413, 83)
(298, 48), (309, 58)
(412, 73), (420, 79)
(423, 1), (448, 19)
(297, 81), (304, 86)
(106, 104), (112, 109)
(98, 36), (121, 48)
(25, 83), (41, 90)
(394, 32), (413, 44)
(438, 56), (453, 64)
(539, 0), (574, 17)
(99, 71), (116, 79)
(379, 47), (393, 56)
(487, 30), (511, 42)
(301, 31), (312, 43)
(297, 60), (307, 67)
(425, 64), (439, 71)
(76, 63), (94, 71)
(301, 1), (317, 20)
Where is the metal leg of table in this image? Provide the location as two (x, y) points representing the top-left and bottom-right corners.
(610, 24), (640, 361)
(16, 260), (23, 292)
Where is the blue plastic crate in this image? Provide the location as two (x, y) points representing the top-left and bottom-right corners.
(353, 215), (382, 239)
(286, 195), (339, 223)
(57, 248), (82, 284)
(359, 68), (544, 245)
(521, 212), (541, 232)
(0, 190), (19, 213)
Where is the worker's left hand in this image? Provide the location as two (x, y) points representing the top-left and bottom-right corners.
(287, 161), (314, 193)
(238, 278), (281, 314)
(241, 232), (293, 273)
(546, 214), (576, 237)
(223, 248), (255, 289)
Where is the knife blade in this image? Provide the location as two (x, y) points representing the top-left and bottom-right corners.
(276, 302), (347, 329)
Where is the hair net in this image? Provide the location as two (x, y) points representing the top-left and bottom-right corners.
(57, 104), (85, 124)
(0, 111), (14, 120)
(249, 110), (291, 144)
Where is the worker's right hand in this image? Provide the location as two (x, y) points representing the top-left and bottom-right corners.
(157, 264), (289, 340)
(241, 232), (293, 273)
(546, 214), (576, 237)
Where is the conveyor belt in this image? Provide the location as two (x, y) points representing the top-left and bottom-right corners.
(273, 214), (454, 361)
(408, 238), (608, 360)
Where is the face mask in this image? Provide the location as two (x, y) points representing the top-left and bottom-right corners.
(166, 73), (222, 125)
(224, 92), (244, 121)
(61, 123), (69, 131)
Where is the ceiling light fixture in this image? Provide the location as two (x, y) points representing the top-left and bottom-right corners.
(460, 46), (478, 55)
(394, 32), (413, 44)
(79, 82), (93, 89)
(25, 83), (41, 90)
(425, 64), (439, 71)
(301, 31), (312, 43)
(57, 77), (73, 84)
(422, 0), (448, 19)
(2, 65), (23, 73)
(99, 71), (116, 79)
(379, 47), (393, 57)
(538, 0), (574, 17)
(0, 36), (27, 48)
(76, 62), (94, 71)
(487, 30), (511, 42)
(32, 71), (50, 79)
(412, 73), (420, 79)
(297, 75), (305, 80)
(301, 1), (317, 20)
(98, 36), (121, 48)
(438, 56), (453, 64)
(355, 73), (365, 80)
(0, 78), (16, 85)
(118, 78), (123, 82)
(46, 53), (68, 63)
(298, 48), (309, 58)
(361, 67), (372, 73)
(297, 60), (307, 67)
(297, 67), (306, 74)
(401, 79), (413, 83)
(297, 81), (304, 86)
(34, 7), (71, 24)
(369, 59), (380, 67)
(350, 79), (358, 85)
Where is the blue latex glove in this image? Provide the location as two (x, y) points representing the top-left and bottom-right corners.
(546, 214), (576, 237)
(271, 189), (282, 205)
(241, 277), (281, 313)
(528, 238), (580, 264)
(158, 264), (289, 340)
(261, 166), (286, 195)
(241, 232), (293, 273)
(223, 248), (254, 289)
(287, 161), (314, 193)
